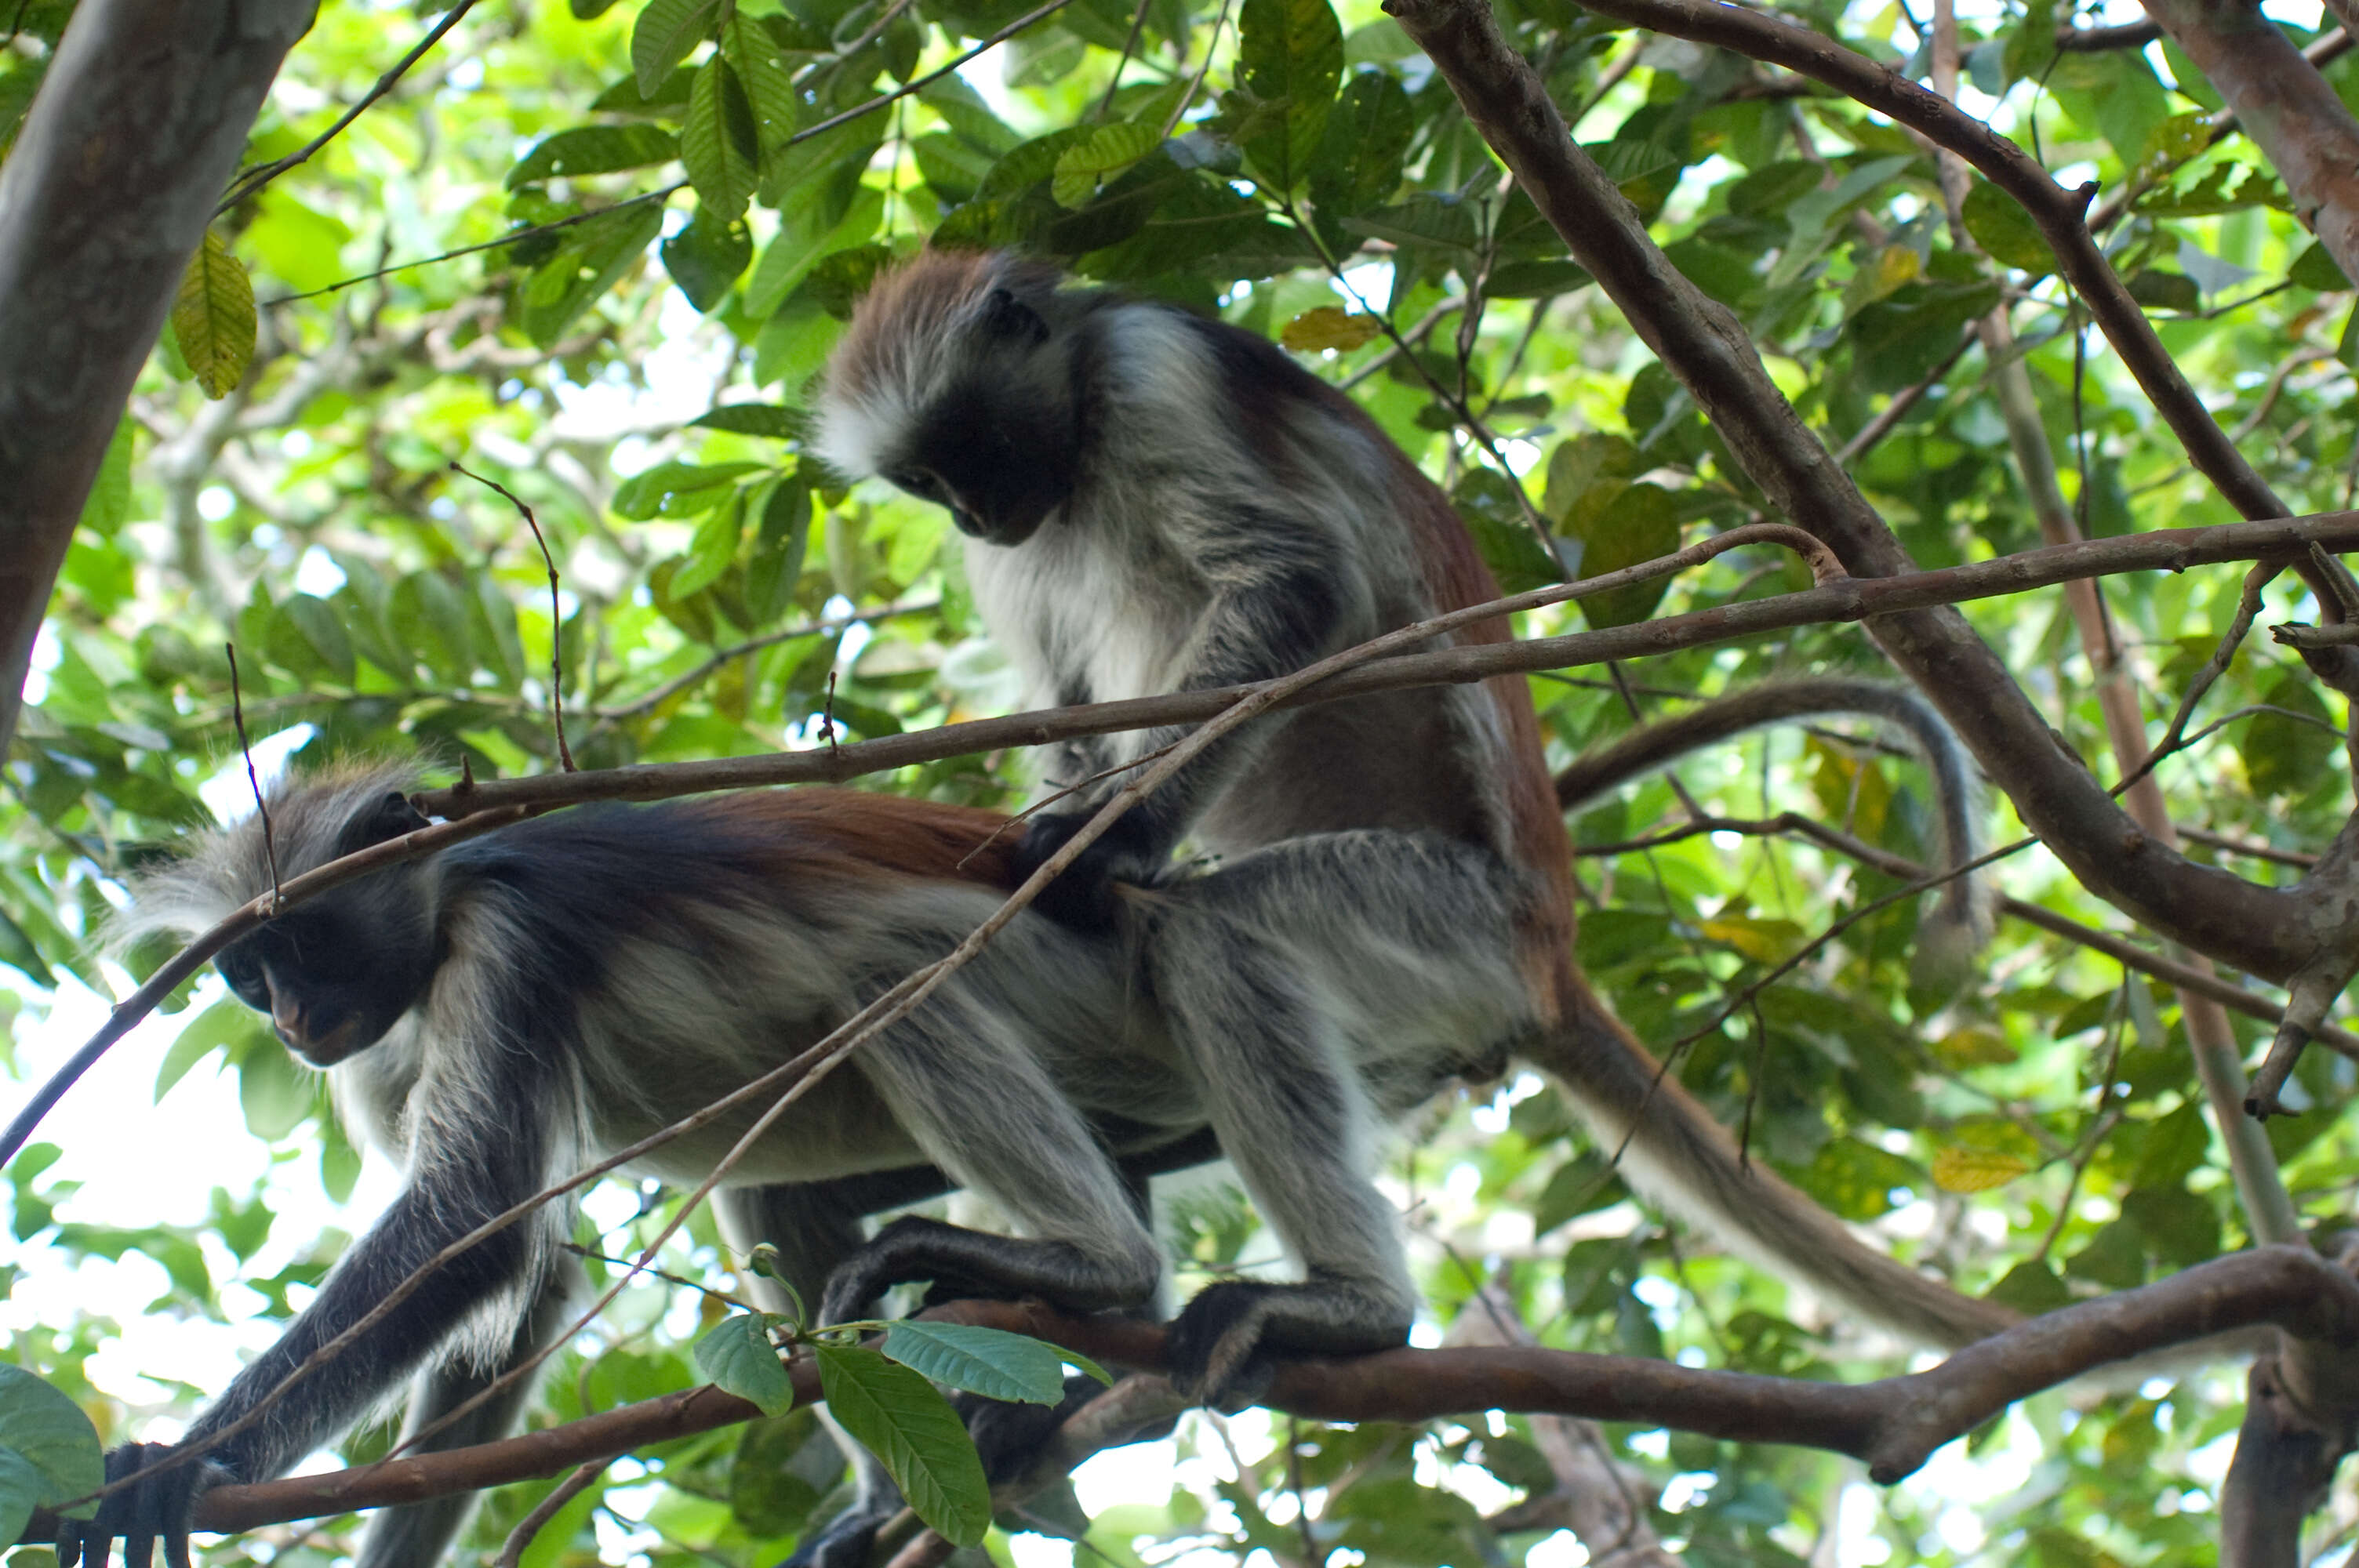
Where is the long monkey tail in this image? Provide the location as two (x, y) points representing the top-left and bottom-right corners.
(1554, 677), (1997, 981)
(1531, 970), (2023, 1349)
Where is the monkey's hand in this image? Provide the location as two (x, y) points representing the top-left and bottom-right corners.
(1165, 1281), (1412, 1408)
(56, 1443), (224, 1568)
(1011, 807), (1165, 931)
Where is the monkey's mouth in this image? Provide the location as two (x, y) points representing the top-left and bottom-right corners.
(281, 1017), (372, 1068)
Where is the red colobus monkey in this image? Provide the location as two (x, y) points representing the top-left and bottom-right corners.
(66, 768), (1533, 1567)
(816, 250), (2012, 1356)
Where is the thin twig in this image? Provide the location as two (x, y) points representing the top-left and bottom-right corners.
(277, 0), (1078, 306)
(493, 1458), (607, 1568)
(451, 462), (575, 770)
(1161, 0), (1235, 140)
(217, 0), (482, 216)
(2117, 561), (2277, 797)
(224, 644), (284, 912)
(591, 597), (939, 723)
(1094, 0), (1158, 120)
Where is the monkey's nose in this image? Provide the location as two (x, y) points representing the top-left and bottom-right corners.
(950, 507), (988, 539)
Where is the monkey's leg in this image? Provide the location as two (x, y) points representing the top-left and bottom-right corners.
(353, 1261), (583, 1568)
(1144, 833), (1534, 1402)
(819, 985), (1164, 1325)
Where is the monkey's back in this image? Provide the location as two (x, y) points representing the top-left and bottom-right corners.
(381, 789), (1192, 1188)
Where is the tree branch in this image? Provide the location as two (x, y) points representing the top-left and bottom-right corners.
(25, 1247), (2354, 1543)
(2135, 0), (2359, 288)
(1554, 0), (2289, 528)
(1377, 0), (2359, 999)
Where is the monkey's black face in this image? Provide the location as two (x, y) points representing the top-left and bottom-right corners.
(889, 383), (1079, 546)
(884, 307), (1082, 546)
(217, 795), (442, 1066)
(217, 884), (438, 1066)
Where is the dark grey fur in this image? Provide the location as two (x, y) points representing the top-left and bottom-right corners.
(71, 770), (1541, 1568)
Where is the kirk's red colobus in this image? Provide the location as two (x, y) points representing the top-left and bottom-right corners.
(65, 768), (1535, 1567)
(816, 249), (2012, 1365)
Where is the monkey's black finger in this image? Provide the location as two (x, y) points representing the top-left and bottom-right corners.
(165, 1529), (193, 1568)
(125, 1529), (156, 1568)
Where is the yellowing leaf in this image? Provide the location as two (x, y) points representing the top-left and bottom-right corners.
(1280, 305), (1380, 353)
(172, 229), (256, 399)
(1050, 122), (1161, 208)
(1932, 1146), (2031, 1193)
(1932, 1025), (2018, 1068)
(1697, 916), (1806, 964)
(1863, 243), (1920, 303)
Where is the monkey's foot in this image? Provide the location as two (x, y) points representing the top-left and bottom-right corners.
(56, 1443), (224, 1568)
(1165, 1281), (1412, 1407)
(1011, 808), (1165, 931)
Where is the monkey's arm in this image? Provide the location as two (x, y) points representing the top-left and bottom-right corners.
(1018, 505), (1350, 925)
(60, 1069), (556, 1568)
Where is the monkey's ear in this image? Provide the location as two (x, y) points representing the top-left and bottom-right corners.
(340, 791), (434, 854)
(979, 287), (1050, 347)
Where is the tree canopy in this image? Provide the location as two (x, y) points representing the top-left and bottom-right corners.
(8, 0), (2359, 1560)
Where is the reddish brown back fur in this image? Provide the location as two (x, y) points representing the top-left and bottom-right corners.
(1303, 382), (1577, 1014)
(678, 790), (1024, 890)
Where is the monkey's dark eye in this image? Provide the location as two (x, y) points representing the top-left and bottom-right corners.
(889, 469), (940, 499)
(217, 946), (269, 1007)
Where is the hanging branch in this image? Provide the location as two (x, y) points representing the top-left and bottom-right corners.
(224, 643), (283, 912)
(450, 461), (575, 770)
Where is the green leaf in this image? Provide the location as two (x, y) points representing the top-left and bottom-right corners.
(662, 211), (754, 311)
(2246, 674), (2337, 797)
(747, 477), (812, 622)
(695, 1313), (797, 1414)
(880, 1322), (1069, 1403)
(157, 996), (268, 1103)
(813, 1345), (990, 1546)
(634, 0), (722, 95)
(1561, 481), (1678, 629)
(78, 418), (134, 535)
(1307, 69), (1411, 222)
(745, 186), (884, 319)
(670, 495), (746, 597)
(690, 403), (809, 438)
(1452, 470), (1558, 594)
(1234, 0), (1343, 191)
(0, 904), (53, 988)
(0, 1366), (102, 1526)
(613, 462), (764, 520)
(682, 60), (761, 221)
(1052, 122), (1164, 209)
(239, 1044), (317, 1141)
(277, 593), (356, 684)
(2121, 1187), (2219, 1268)
(1799, 1136), (1923, 1221)
(505, 125), (682, 189)
(172, 229), (256, 400)
(0, 1445), (45, 1545)
(517, 201), (667, 347)
(1845, 279), (2001, 392)
(721, 14), (800, 151)
(2064, 1218), (2147, 1289)
(1961, 181), (2055, 274)
(393, 570), (477, 682)
(1986, 1260), (2070, 1314)
(2291, 241), (2351, 292)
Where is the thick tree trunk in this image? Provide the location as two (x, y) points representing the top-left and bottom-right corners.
(0, 0), (317, 753)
